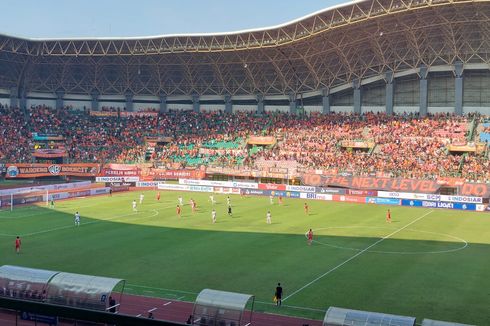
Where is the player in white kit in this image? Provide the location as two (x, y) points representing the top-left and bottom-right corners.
(212, 209), (216, 223)
(74, 212), (80, 226)
(266, 211), (271, 224)
(132, 200), (137, 212)
(139, 193), (144, 204)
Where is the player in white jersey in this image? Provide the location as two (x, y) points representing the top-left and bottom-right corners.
(139, 193), (144, 204)
(132, 200), (137, 212)
(212, 209), (216, 223)
(74, 212), (80, 226)
(226, 196), (231, 206)
(266, 211), (272, 224)
(209, 195), (215, 205)
(178, 196), (183, 206)
(269, 195), (274, 204)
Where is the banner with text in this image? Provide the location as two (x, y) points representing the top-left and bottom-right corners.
(5, 164), (100, 178)
(302, 174), (490, 198)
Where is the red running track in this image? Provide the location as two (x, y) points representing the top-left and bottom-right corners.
(0, 293), (322, 326)
(119, 293), (322, 326)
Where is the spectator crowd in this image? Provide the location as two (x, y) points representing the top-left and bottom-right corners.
(0, 104), (489, 182)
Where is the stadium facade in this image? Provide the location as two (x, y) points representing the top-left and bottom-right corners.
(0, 0), (489, 115)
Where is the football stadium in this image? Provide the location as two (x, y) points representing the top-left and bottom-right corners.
(0, 0), (490, 325)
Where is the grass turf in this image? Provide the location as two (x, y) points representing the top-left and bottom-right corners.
(0, 190), (489, 324)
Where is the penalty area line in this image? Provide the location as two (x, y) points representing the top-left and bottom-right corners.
(283, 210), (434, 302)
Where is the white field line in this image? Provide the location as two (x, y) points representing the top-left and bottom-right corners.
(2, 204), (174, 237)
(282, 210), (434, 302)
(125, 283), (325, 313)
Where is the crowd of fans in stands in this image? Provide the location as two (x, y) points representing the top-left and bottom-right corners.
(0, 104), (489, 182)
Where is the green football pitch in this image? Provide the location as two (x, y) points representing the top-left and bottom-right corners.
(1, 190), (489, 324)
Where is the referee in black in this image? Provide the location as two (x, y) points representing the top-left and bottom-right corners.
(275, 283), (283, 306)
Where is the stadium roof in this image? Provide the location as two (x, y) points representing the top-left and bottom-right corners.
(0, 0), (489, 97)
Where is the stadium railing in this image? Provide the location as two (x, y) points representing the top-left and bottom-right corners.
(0, 296), (185, 326)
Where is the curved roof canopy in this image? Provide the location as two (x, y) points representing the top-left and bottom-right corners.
(323, 307), (416, 326)
(193, 289), (255, 325)
(0, 0), (489, 97)
(0, 265), (124, 311)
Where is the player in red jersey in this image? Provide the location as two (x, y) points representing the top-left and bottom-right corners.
(15, 236), (21, 253)
(307, 229), (313, 246)
(156, 192), (161, 201)
(304, 202), (309, 215)
(176, 205), (181, 218)
(278, 196), (283, 205)
(386, 209), (391, 223)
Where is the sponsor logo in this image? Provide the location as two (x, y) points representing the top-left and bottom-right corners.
(287, 185), (315, 192)
(422, 201), (437, 208)
(258, 183), (286, 191)
(6, 166), (19, 178)
(436, 202), (454, 209)
(306, 193), (317, 199)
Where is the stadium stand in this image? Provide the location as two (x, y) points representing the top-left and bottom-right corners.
(1, 104), (489, 182)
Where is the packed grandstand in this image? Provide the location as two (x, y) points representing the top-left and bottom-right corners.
(1, 104), (489, 183)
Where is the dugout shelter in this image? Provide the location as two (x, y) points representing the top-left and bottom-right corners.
(192, 289), (255, 326)
(323, 306), (416, 326)
(0, 265), (125, 312)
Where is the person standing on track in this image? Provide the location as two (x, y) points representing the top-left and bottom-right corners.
(15, 236), (21, 254)
(275, 283), (283, 306)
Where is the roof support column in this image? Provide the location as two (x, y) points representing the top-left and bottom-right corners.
(225, 95), (232, 114)
(56, 89), (65, 110)
(9, 87), (18, 108)
(125, 91), (134, 112)
(385, 71), (394, 115)
(257, 94), (264, 114)
(455, 61), (464, 116)
(419, 65), (428, 117)
(353, 79), (361, 115)
(322, 88), (330, 114)
(91, 90), (99, 111)
(19, 89), (27, 110)
(289, 93), (297, 115)
(159, 94), (167, 114)
(192, 94), (200, 113)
